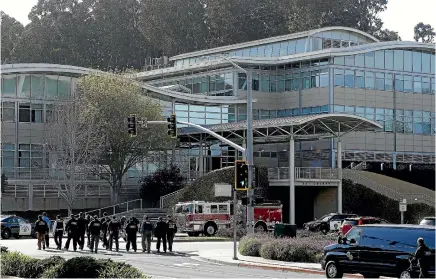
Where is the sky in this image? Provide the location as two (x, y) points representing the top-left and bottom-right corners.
(1, 0), (436, 41)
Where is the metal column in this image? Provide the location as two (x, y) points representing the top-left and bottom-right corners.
(199, 137), (203, 177)
(337, 140), (343, 213)
(246, 69), (254, 234)
(289, 137), (295, 225)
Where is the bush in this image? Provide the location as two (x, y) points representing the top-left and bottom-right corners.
(35, 256), (66, 278)
(0, 246), (8, 253)
(0, 251), (39, 278)
(97, 259), (147, 278)
(52, 257), (104, 278)
(238, 235), (266, 256)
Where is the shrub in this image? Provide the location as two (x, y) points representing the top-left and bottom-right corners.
(238, 235), (267, 257)
(35, 256), (66, 278)
(53, 257), (104, 278)
(0, 246), (8, 253)
(1, 251), (39, 278)
(97, 259), (147, 278)
(259, 238), (279, 260)
(41, 263), (64, 278)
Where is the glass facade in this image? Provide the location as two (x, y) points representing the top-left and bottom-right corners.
(175, 103), (235, 126)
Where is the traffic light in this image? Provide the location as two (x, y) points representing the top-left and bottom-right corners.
(127, 114), (137, 137)
(167, 114), (177, 138)
(235, 160), (248, 190)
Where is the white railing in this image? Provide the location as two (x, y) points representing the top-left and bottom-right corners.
(268, 167), (339, 181)
(160, 189), (184, 208)
(84, 198), (143, 217)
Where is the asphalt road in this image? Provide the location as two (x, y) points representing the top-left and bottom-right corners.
(0, 238), (326, 278)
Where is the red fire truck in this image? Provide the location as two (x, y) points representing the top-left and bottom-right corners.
(174, 200), (282, 236)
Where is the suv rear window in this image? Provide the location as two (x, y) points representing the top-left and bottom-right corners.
(343, 219), (358, 226)
(420, 218), (435, 226)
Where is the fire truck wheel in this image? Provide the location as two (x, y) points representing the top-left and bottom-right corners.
(204, 222), (217, 236)
(254, 222), (267, 232)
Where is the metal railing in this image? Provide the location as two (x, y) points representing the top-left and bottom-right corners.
(342, 169), (435, 207)
(160, 189), (184, 208)
(84, 198), (143, 217)
(268, 167), (339, 181)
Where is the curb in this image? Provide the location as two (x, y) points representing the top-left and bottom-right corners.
(196, 256), (364, 278)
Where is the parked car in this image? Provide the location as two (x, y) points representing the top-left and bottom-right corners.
(419, 217), (435, 226)
(303, 213), (357, 234)
(340, 217), (389, 235)
(321, 224), (435, 278)
(1, 215), (36, 239)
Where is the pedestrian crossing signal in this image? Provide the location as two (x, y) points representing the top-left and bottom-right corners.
(235, 160), (248, 190)
(127, 114), (137, 137)
(167, 114), (177, 139)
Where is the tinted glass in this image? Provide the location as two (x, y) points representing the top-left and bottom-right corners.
(345, 228), (362, 244)
(420, 219), (435, 226)
(413, 51), (422, 72)
(343, 219), (358, 226)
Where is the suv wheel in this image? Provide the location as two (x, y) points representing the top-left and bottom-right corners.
(325, 261), (343, 278)
(1, 229), (11, 239)
(399, 270), (412, 278)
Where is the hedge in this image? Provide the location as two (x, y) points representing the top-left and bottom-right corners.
(1, 251), (147, 278)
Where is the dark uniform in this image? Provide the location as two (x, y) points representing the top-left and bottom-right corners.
(88, 215), (102, 253)
(77, 213), (87, 250)
(414, 238), (431, 278)
(53, 215), (64, 249)
(101, 213), (109, 248)
(85, 215), (91, 248)
(141, 216), (153, 253)
(155, 217), (167, 253)
(64, 215), (79, 251)
(108, 217), (121, 252)
(35, 216), (48, 250)
(125, 219), (138, 252)
(166, 216), (178, 252)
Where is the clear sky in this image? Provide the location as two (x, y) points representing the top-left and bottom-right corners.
(1, 0), (436, 41)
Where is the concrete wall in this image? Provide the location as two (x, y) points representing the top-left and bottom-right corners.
(313, 187), (338, 219)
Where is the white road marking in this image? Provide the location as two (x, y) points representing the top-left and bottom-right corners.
(173, 262), (200, 267)
(190, 256), (223, 265)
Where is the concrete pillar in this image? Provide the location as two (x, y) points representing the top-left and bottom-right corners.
(28, 184), (33, 211)
(199, 139), (203, 177)
(289, 137), (295, 225)
(337, 140), (343, 213)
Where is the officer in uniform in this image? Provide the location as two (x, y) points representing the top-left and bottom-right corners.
(53, 215), (64, 250)
(77, 212), (87, 250)
(42, 212), (51, 248)
(166, 215), (178, 252)
(85, 214), (91, 248)
(141, 215), (153, 253)
(125, 217), (138, 252)
(64, 214), (79, 251)
(88, 215), (102, 253)
(108, 216), (121, 252)
(155, 217), (167, 253)
(101, 212), (109, 248)
(35, 215), (49, 250)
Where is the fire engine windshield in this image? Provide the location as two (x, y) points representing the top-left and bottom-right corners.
(175, 204), (194, 214)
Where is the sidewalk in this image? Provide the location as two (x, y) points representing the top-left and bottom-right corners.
(196, 249), (364, 278)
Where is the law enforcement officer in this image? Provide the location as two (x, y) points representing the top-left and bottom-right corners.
(155, 217), (167, 253)
(141, 215), (153, 253)
(42, 212), (51, 248)
(166, 215), (177, 252)
(414, 237), (431, 278)
(64, 214), (79, 251)
(101, 212), (109, 248)
(35, 215), (49, 250)
(77, 212), (87, 250)
(125, 217), (138, 252)
(108, 216), (121, 252)
(53, 215), (64, 250)
(88, 215), (102, 253)
(85, 214), (91, 248)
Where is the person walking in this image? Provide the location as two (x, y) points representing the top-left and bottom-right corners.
(166, 215), (177, 252)
(77, 212), (87, 250)
(155, 217), (167, 253)
(85, 214), (91, 248)
(108, 216), (121, 252)
(141, 215), (153, 253)
(53, 215), (64, 250)
(42, 212), (51, 248)
(414, 237), (431, 278)
(101, 212), (109, 249)
(64, 214), (79, 251)
(88, 215), (102, 253)
(125, 218), (138, 252)
(35, 215), (49, 250)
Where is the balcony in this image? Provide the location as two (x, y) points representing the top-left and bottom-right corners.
(268, 167), (340, 187)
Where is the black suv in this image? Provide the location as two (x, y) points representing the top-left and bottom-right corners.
(303, 213), (357, 234)
(321, 224), (435, 278)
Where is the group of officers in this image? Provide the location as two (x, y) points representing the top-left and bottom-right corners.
(35, 212), (178, 254)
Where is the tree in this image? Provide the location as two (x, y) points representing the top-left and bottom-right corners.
(414, 22), (435, 43)
(139, 165), (185, 207)
(0, 12), (24, 63)
(78, 73), (170, 205)
(373, 28), (401, 41)
(44, 95), (103, 215)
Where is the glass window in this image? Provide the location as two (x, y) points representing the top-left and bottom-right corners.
(31, 75), (44, 99)
(320, 69), (328, 87)
(272, 43), (281, 57)
(394, 50), (404, 71)
(334, 57), (345, 65)
(395, 75), (404, 92)
(403, 75), (413, 93)
(292, 74), (300, 91)
(242, 48), (250, 57)
(260, 75), (269, 92)
(345, 55), (354, 66)
(422, 52), (431, 73)
(413, 51), (422, 72)
(296, 39), (306, 53)
(334, 69), (344, 87)
(365, 52), (375, 68)
(250, 47), (258, 57)
(238, 73), (247, 90)
(2, 75), (17, 96)
(257, 45), (266, 57)
(45, 75), (58, 98)
(356, 71), (365, 89)
(265, 45), (273, 57)
(18, 74), (31, 98)
(1, 102), (15, 122)
(252, 74), (259, 91)
(302, 72), (311, 89)
(344, 70), (354, 88)
(355, 54), (365, 67)
(422, 77), (431, 94)
(385, 73), (393, 91)
(287, 41), (296, 55)
(404, 50), (413, 72)
(269, 75), (277, 92)
(375, 73), (384, 91)
(277, 75), (285, 92)
(311, 71), (319, 88)
(431, 54), (435, 75)
(432, 78), (436, 94)
(345, 228), (362, 244)
(215, 75), (225, 91)
(365, 72), (374, 89)
(19, 104), (31, 122)
(375, 50), (384, 69)
(313, 37), (322, 51)
(334, 105), (345, 112)
(385, 50), (394, 70)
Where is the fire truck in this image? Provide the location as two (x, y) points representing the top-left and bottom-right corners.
(174, 200), (283, 236)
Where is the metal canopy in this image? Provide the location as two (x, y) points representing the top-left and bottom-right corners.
(177, 113), (382, 147)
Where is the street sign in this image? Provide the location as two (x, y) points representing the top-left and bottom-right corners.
(399, 202), (407, 212)
(214, 183), (232, 197)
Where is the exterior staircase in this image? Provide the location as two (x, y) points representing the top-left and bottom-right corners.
(342, 169), (435, 207)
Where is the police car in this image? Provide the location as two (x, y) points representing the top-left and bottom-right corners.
(1, 215), (36, 239)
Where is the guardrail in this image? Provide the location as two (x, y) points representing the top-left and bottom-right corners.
(84, 199), (143, 217)
(268, 167), (339, 180)
(160, 189), (184, 208)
